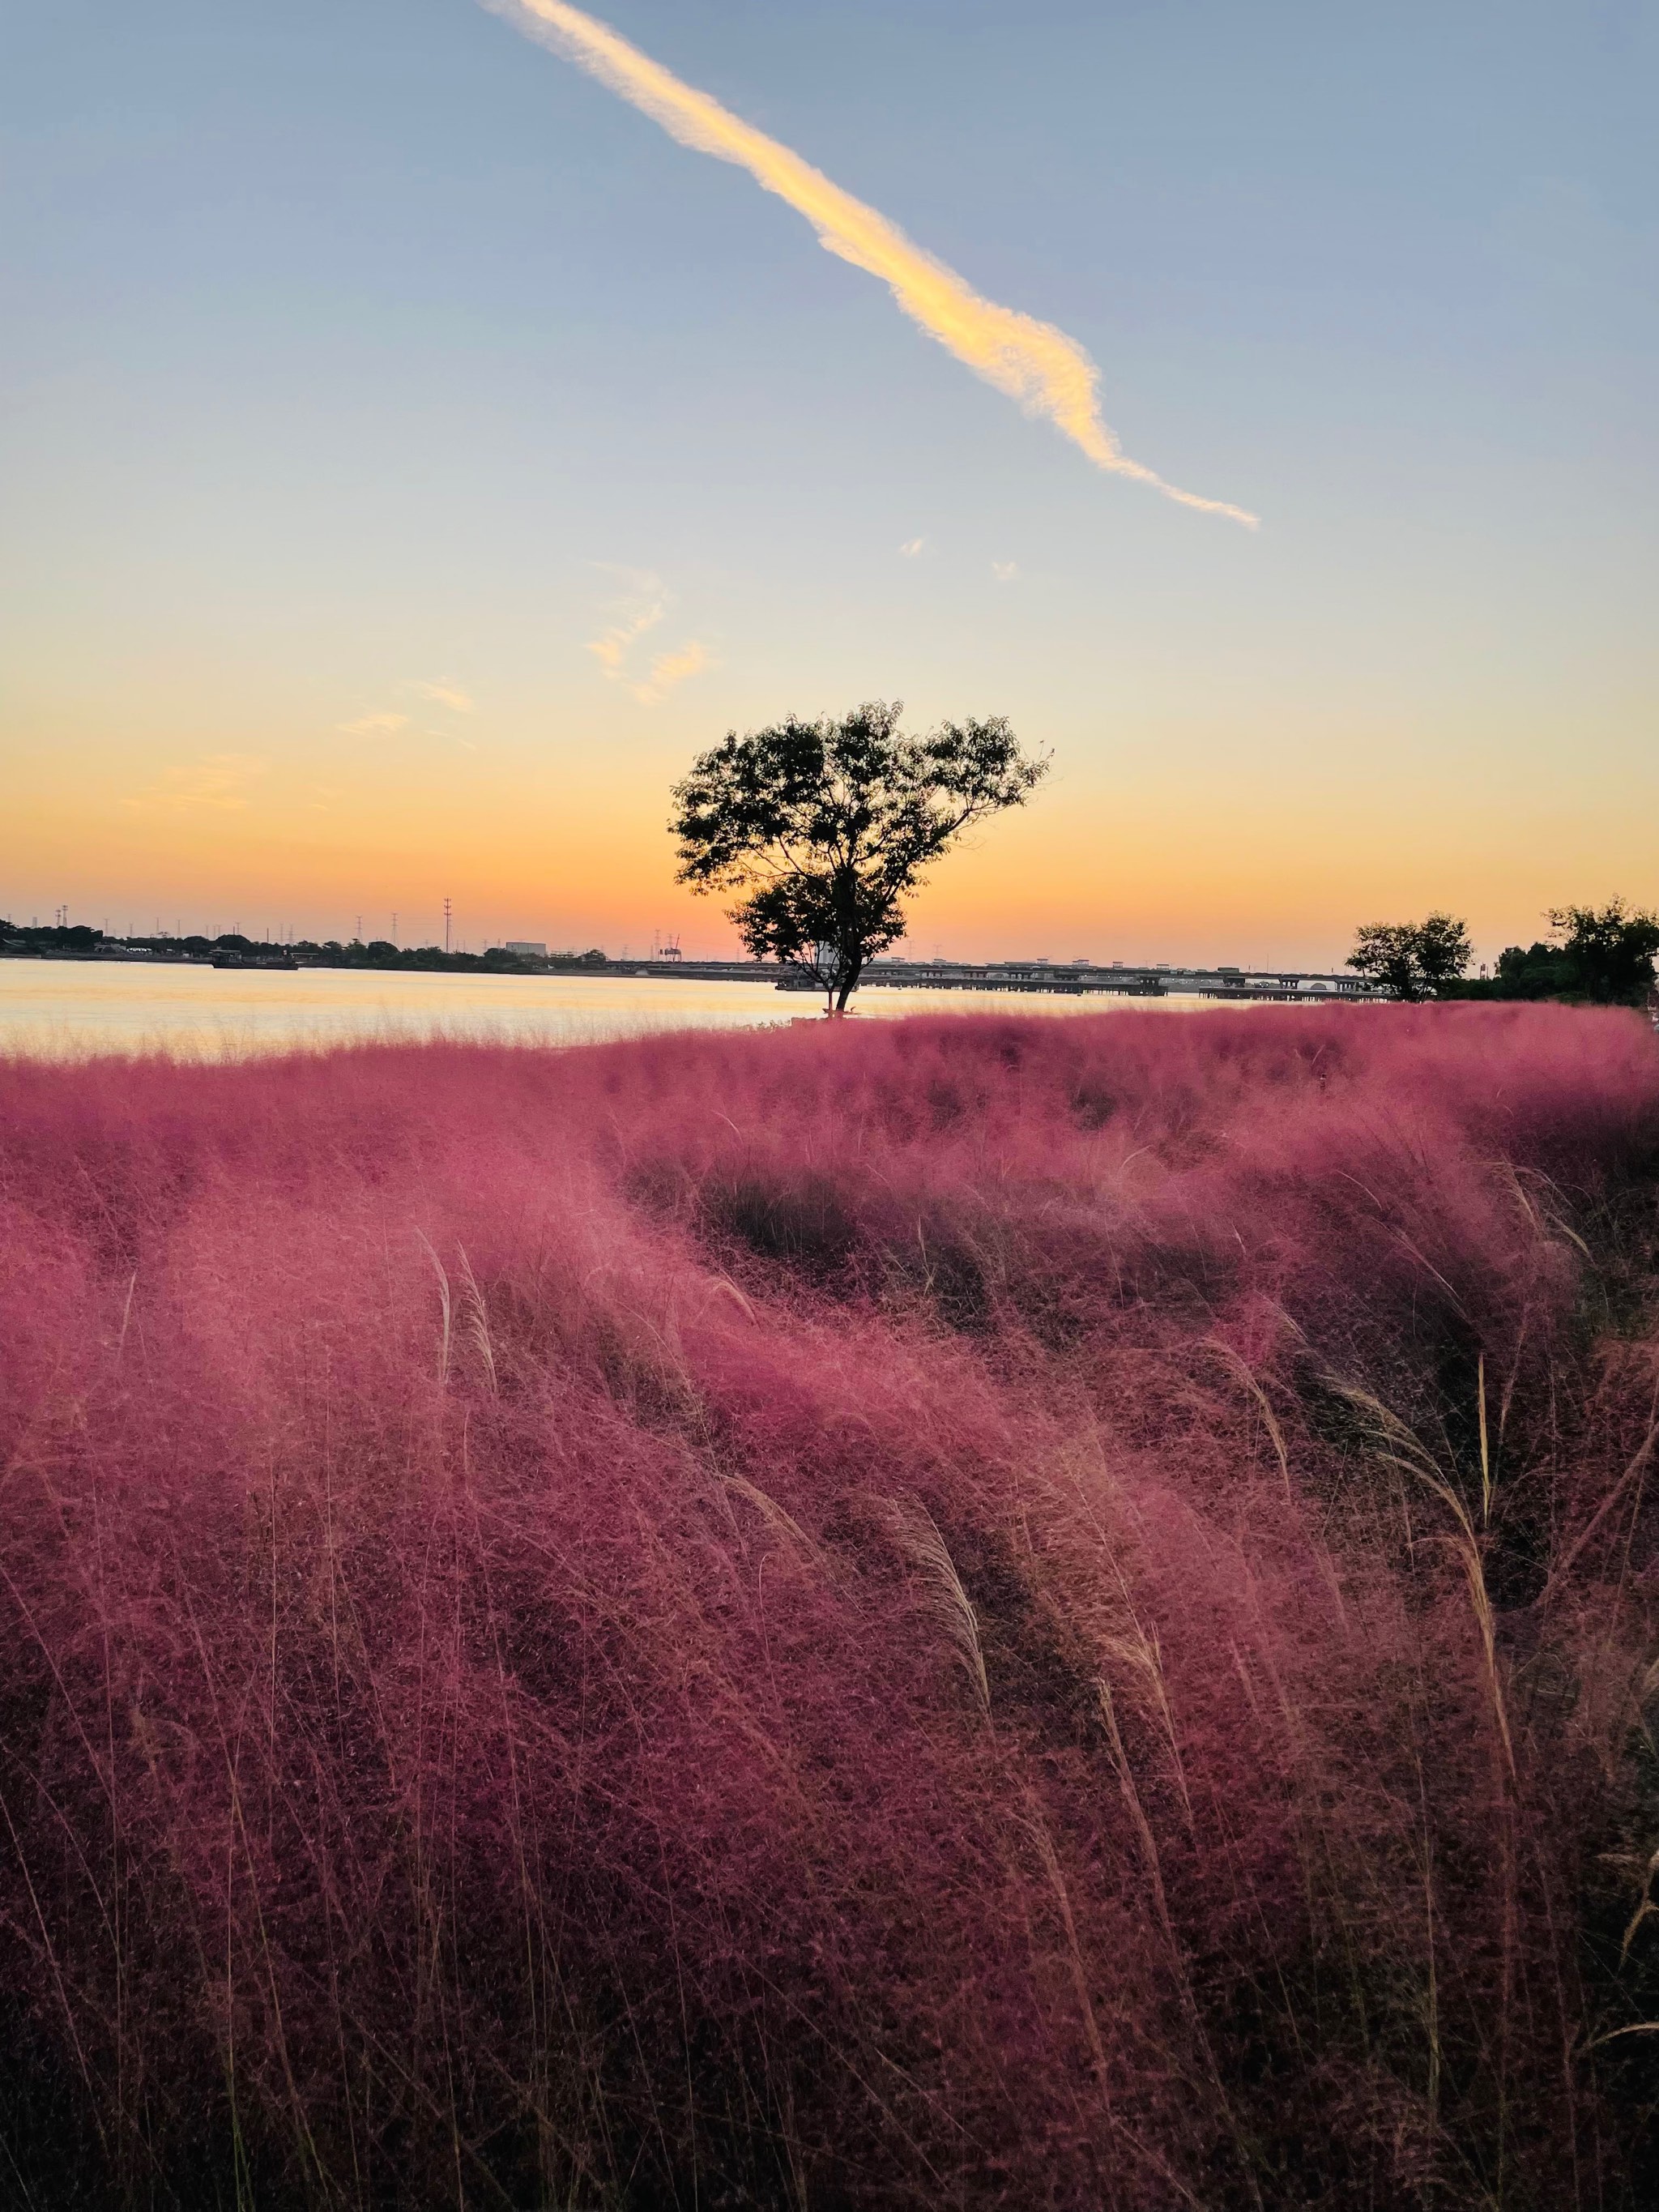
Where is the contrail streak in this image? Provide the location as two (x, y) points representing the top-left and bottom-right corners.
(483, 0), (1257, 527)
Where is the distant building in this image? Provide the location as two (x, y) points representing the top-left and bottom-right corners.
(505, 941), (547, 959)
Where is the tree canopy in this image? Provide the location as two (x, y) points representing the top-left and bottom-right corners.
(1544, 899), (1659, 1005)
(669, 701), (1048, 1010)
(1472, 899), (1659, 1006)
(1346, 913), (1473, 1001)
(1350, 900), (1659, 1007)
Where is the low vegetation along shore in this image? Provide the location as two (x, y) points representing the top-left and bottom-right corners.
(4, 1006), (1659, 2207)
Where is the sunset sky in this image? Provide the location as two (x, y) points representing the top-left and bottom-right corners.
(5, 0), (1655, 964)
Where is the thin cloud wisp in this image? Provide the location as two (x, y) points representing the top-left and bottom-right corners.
(484, 0), (1256, 527)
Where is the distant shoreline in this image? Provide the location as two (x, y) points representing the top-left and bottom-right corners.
(1, 941), (1378, 1003)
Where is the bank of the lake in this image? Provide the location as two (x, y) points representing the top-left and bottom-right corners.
(0, 958), (1239, 1059)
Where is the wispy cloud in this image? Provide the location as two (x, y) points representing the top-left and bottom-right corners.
(339, 711), (409, 738)
(412, 681), (476, 714)
(992, 559), (1019, 581)
(338, 687), (471, 738)
(126, 753), (269, 813)
(631, 639), (708, 704)
(899, 536), (926, 557)
(584, 567), (706, 702)
(590, 559), (665, 595)
(486, 0), (1256, 527)
(587, 599), (664, 671)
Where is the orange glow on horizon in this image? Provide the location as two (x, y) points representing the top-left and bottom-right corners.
(9, 737), (1650, 971)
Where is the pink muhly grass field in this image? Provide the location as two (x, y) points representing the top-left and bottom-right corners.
(2, 1002), (1659, 2209)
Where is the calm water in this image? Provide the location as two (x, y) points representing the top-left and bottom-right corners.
(0, 959), (1224, 1060)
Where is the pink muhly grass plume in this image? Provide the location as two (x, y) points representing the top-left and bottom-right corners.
(1, 1002), (1657, 2206)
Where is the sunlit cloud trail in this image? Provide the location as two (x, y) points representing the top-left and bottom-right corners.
(483, 0), (1257, 527)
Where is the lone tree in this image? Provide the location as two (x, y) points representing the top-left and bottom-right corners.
(669, 700), (1048, 1012)
(1346, 913), (1472, 1001)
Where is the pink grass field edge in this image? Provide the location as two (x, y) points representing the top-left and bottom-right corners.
(2, 1001), (1659, 2210)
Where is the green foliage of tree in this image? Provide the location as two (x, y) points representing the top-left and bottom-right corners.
(1546, 899), (1659, 1005)
(1452, 900), (1659, 1006)
(669, 701), (1048, 1012)
(1482, 942), (1576, 999)
(1346, 913), (1473, 1001)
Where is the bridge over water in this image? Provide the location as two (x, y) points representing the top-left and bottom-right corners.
(557, 954), (1380, 1002)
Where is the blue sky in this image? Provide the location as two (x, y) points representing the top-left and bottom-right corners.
(4, 0), (1655, 960)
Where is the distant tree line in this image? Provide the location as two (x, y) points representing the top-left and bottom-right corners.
(1348, 899), (1659, 1005)
(1, 923), (107, 957)
(0, 924), (617, 974)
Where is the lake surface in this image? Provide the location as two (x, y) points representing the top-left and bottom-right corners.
(0, 959), (1227, 1060)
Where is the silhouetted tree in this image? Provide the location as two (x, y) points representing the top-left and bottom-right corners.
(1485, 941), (1575, 999)
(670, 701), (1048, 1012)
(1454, 900), (1659, 1005)
(1347, 914), (1472, 1001)
(2, 924), (104, 954)
(1546, 899), (1659, 1005)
